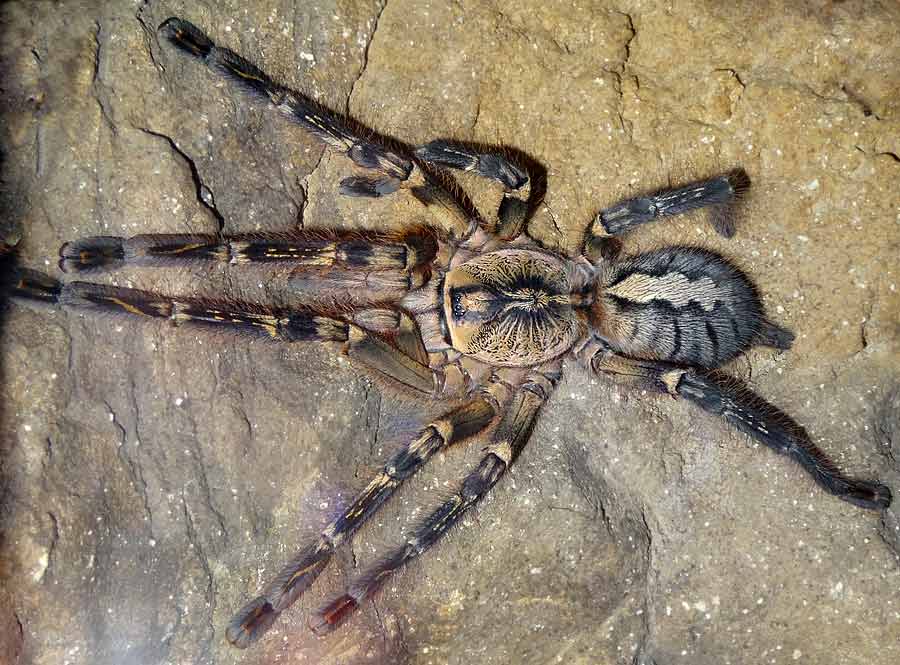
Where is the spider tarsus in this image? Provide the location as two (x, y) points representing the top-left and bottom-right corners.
(415, 140), (529, 190)
(725, 167), (751, 198)
(225, 595), (279, 649)
(835, 480), (892, 510)
(59, 236), (125, 272)
(339, 175), (402, 198)
(158, 17), (214, 58)
(2, 267), (62, 304)
(477, 152), (529, 190)
(309, 594), (358, 637)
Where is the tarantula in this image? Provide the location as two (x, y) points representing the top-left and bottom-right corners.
(7, 17), (891, 649)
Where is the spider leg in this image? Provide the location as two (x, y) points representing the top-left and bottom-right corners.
(415, 140), (529, 192)
(4, 267), (62, 304)
(309, 361), (561, 635)
(585, 169), (750, 261)
(18, 271), (459, 396)
(158, 18), (412, 193)
(159, 18), (479, 240)
(581, 347), (892, 510)
(58, 228), (437, 274)
(415, 140), (531, 240)
(226, 395), (498, 647)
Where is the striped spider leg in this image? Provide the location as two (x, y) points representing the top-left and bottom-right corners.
(157, 18), (533, 243)
(583, 169), (751, 264)
(310, 361), (561, 636)
(226, 393), (500, 647)
(9, 268), (439, 394)
(575, 342), (892, 509)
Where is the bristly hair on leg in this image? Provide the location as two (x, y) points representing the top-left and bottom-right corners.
(708, 168), (751, 238)
(339, 175), (403, 198)
(676, 370), (892, 510)
(415, 139), (529, 190)
(158, 17), (414, 184)
(1, 266), (63, 305)
(157, 16), (213, 58)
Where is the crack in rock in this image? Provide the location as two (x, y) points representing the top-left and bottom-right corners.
(92, 21), (118, 135)
(138, 127), (225, 231)
(104, 397), (154, 538)
(182, 494), (217, 661)
(135, 1), (165, 78)
(631, 505), (657, 665)
(618, 11), (636, 68)
(43, 510), (60, 583)
(347, 0), (389, 115)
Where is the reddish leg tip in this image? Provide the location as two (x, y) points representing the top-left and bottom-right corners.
(309, 594), (359, 636)
(226, 596), (278, 648)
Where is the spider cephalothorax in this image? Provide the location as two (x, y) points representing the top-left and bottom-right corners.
(441, 248), (587, 366)
(6, 16), (891, 650)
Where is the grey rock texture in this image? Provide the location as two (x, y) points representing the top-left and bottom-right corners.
(2, 1), (899, 664)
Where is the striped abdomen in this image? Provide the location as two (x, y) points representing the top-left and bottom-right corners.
(595, 247), (771, 368)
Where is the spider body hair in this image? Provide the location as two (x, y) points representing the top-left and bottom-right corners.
(592, 246), (792, 369)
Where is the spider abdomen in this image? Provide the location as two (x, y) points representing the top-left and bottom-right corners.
(595, 247), (766, 368)
(443, 249), (583, 366)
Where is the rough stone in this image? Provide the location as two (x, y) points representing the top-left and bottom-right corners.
(1, 1), (898, 664)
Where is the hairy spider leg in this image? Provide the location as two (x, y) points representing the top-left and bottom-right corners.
(414, 139), (533, 240)
(584, 169), (750, 262)
(4, 267), (61, 304)
(157, 18), (496, 241)
(15, 270), (464, 397)
(225, 396), (497, 647)
(158, 17), (412, 196)
(51, 281), (355, 342)
(58, 228), (437, 275)
(415, 140), (529, 192)
(310, 361), (561, 635)
(583, 349), (892, 510)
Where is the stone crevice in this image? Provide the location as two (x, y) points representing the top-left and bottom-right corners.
(182, 494), (217, 662)
(138, 126), (225, 231)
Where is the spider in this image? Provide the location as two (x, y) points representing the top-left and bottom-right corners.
(6, 16), (891, 650)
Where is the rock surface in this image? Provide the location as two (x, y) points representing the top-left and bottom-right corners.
(2, 1), (899, 664)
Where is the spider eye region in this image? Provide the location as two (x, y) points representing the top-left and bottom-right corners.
(449, 285), (503, 323)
